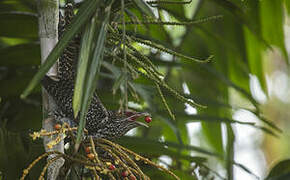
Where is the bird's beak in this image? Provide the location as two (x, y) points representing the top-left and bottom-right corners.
(135, 121), (149, 128)
(128, 112), (150, 128)
(135, 112), (150, 117)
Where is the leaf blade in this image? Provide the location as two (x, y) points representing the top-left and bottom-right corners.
(132, 0), (155, 18)
(75, 4), (111, 149)
(21, 0), (99, 99)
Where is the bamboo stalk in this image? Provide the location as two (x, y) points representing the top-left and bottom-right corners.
(37, 0), (64, 179)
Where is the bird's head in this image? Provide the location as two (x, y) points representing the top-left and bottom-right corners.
(100, 110), (150, 139)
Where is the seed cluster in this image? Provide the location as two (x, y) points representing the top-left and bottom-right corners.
(22, 125), (180, 180)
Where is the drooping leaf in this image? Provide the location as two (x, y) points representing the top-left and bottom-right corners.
(73, 15), (98, 118)
(75, 2), (112, 148)
(118, 136), (219, 157)
(21, 0), (100, 99)
(225, 124), (235, 180)
(244, 28), (266, 93)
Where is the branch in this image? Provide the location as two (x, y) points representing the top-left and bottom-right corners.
(37, 0), (64, 179)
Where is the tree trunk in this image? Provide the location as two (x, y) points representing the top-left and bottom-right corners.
(37, 0), (64, 179)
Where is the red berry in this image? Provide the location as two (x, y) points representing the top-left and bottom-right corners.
(121, 171), (129, 177)
(108, 164), (115, 170)
(144, 116), (152, 123)
(129, 174), (136, 180)
(85, 146), (92, 154)
(87, 153), (95, 160)
(54, 123), (61, 130)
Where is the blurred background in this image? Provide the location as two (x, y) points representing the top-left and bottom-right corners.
(0, 0), (290, 179)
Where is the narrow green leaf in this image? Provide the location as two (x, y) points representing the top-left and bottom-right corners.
(285, 0), (290, 15)
(258, 116), (282, 133)
(181, 114), (256, 125)
(132, 0), (155, 18)
(117, 136), (220, 157)
(73, 16), (97, 118)
(21, 0), (99, 99)
(260, 0), (288, 61)
(158, 115), (184, 145)
(208, 0), (270, 49)
(244, 27), (266, 93)
(233, 161), (259, 179)
(171, 112), (278, 136)
(202, 65), (259, 107)
(201, 122), (224, 155)
(225, 124), (235, 180)
(75, 4), (112, 149)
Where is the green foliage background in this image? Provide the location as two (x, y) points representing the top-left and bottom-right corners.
(0, 0), (289, 179)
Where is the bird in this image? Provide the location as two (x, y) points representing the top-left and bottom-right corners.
(42, 3), (149, 139)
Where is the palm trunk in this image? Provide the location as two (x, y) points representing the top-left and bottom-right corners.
(37, 0), (64, 179)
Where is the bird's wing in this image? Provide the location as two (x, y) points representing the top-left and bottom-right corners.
(42, 75), (75, 120)
(42, 76), (109, 124)
(85, 92), (109, 126)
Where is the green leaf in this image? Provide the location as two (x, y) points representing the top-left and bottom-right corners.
(21, 0), (99, 99)
(285, 0), (290, 15)
(73, 15), (97, 118)
(203, 65), (258, 108)
(0, 12), (38, 38)
(75, 3), (111, 149)
(266, 159), (290, 180)
(225, 124), (235, 180)
(132, 0), (155, 18)
(117, 136), (219, 157)
(155, 1), (187, 21)
(244, 27), (266, 93)
(201, 122), (223, 155)
(158, 115), (183, 145)
(260, 0), (288, 61)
